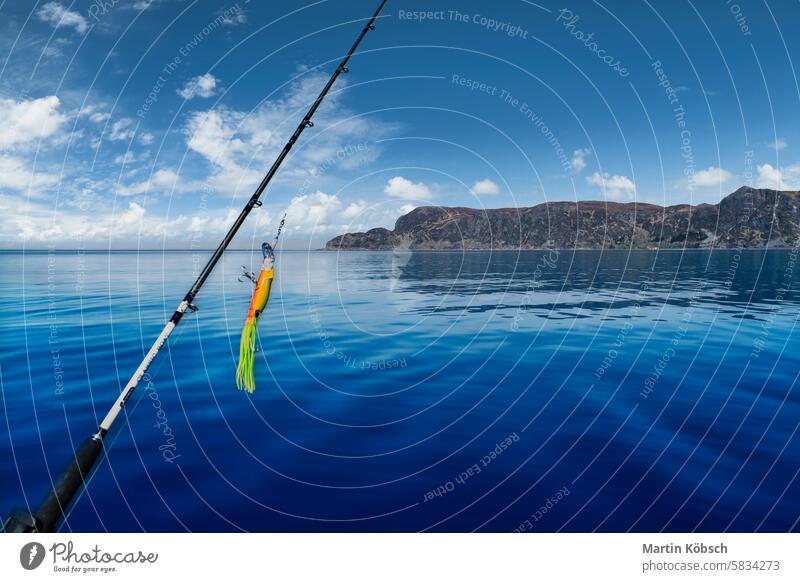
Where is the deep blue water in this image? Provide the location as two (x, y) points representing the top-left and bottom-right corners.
(1, 249), (799, 532)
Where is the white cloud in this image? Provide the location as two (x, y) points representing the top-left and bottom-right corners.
(768, 138), (788, 151)
(341, 200), (368, 220)
(78, 105), (109, 123)
(43, 44), (64, 58)
(399, 204), (416, 216)
(117, 168), (197, 196)
(89, 112), (110, 123)
(471, 178), (500, 195)
(113, 151), (138, 165)
(185, 208), (240, 236)
(586, 172), (636, 200)
(0, 98), (64, 197)
(693, 166), (733, 188)
(570, 148), (591, 172)
(285, 192), (342, 229)
(0, 156), (59, 191)
(6, 197), (244, 244)
(384, 176), (433, 200)
(118, 201), (146, 226)
(221, 9), (248, 26)
(37, 2), (88, 34)
(109, 118), (137, 142)
(183, 71), (393, 197)
(139, 132), (155, 145)
(0, 96), (67, 149)
(280, 192), (395, 238)
(3, 188), (398, 246)
(756, 164), (781, 188)
(186, 109), (245, 168)
(178, 73), (219, 100)
(184, 109), (264, 196)
(756, 163), (800, 190)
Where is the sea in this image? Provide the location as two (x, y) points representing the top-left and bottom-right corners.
(1, 249), (799, 532)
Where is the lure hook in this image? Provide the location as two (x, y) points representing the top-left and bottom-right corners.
(238, 214), (287, 284)
(238, 267), (257, 285)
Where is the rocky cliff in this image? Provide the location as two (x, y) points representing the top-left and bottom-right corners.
(326, 187), (800, 250)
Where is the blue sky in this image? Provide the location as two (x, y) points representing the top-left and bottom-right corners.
(1, 0), (798, 248)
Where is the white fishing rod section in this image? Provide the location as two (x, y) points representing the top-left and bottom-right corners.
(2, 0), (390, 534)
(98, 301), (191, 434)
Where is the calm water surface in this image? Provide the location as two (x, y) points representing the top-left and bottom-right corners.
(1, 249), (799, 531)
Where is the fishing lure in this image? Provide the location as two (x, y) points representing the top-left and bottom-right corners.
(235, 216), (285, 393)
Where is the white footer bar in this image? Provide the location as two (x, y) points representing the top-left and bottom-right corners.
(2, 533), (796, 581)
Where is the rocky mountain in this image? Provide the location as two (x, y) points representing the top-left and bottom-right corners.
(326, 187), (800, 250)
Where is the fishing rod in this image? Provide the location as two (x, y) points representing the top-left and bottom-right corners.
(3, 0), (389, 533)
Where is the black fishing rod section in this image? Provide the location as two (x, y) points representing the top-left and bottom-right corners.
(2, 0), (389, 534)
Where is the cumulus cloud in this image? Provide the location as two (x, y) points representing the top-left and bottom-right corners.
(178, 73), (219, 100)
(184, 71), (393, 197)
(692, 166), (733, 188)
(89, 111), (110, 123)
(7, 196), (245, 244)
(113, 151), (138, 165)
(756, 163), (800, 190)
(280, 192), (404, 239)
(0, 156), (59, 191)
(341, 200), (368, 220)
(37, 2), (88, 34)
(78, 105), (109, 123)
(471, 178), (500, 196)
(221, 8), (248, 25)
(586, 172), (636, 200)
(108, 118), (137, 142)
(285, 192), (343, 229)
(384, 176), (433, 200)
(4, 189), (401, 246)
(0, 97), (65, 196)
(186, 109), (246, 168)
(768, 138), (788, 151)
(118, 201), (146, 226)
(570, 148), (591, 172)
(0, 96), (67, 149)
(117, 168), (192, 196)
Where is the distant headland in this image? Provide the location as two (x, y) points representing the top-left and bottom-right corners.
(326, 187), (800, 251)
